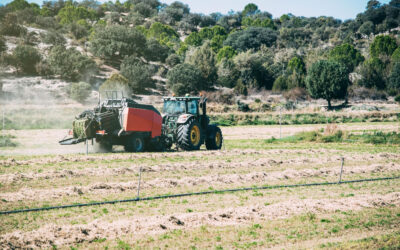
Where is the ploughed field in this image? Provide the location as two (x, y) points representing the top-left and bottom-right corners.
(0, 123), (400, 249)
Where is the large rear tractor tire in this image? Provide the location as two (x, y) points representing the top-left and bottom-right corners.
(124, 135), (145, 153)
(206, 125), (223, 150)
(177, 120), (203, 151)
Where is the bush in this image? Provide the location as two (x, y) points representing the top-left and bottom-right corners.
(167, 63), (204, 95)
(120, 56), (154, 93)
(35, 60), (53, 77)
(48, 45), (97, 81)
(0, 37), (6, 53)
(99, 73), (130, 96)
(0, 13), (27, 37)
(11, 45), (41, 74)
(388, 62), (400, 94)
(145, 39), (169, 62)
(224, 27), (278, 52)
(165, 54), (181, 68)
(41, 30), (66, 45)
(272, 75), (288, 91)
(0, 134), (17, 147)
(69, 82), (92, 103)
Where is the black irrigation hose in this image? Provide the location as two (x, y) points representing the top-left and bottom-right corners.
(1, 176), (399, 215)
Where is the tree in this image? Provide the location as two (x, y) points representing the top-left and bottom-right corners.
(216, 46), (237, 62)
(0, 13), (27, 37)
(328, 43), (364, 72)
(358, 58), (386, 89)
(306, 60), (350, 109)
(388, 62), (400, 93)
(185, 42), (217, 89)
(242, 3), (260, 17)
(41, 30), (66, 45)
(370, 35), (398, 58)
(90, 25), (146, 63)
(272, 75), (289, 91)
(120, 56), (154, 93)
(392, 47), (400, 62)
(58, 4), (96, 24)
(167, 63), (204, 95)
(144, 39), (169, 62)
(48, 45), (97, 81)
(147, 22), (179, 46)
(69, 82), (92, 103)
(6, 0), (30, 11)
(166, 54), (181, 67)
(224, 27), (277, 52)
(217, 58), (240, 88)
(358, 21), (374, 35)
(11, 45), (41, 74)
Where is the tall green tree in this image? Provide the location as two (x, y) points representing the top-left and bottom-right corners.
(120, 56), (154, 93)
(328, 43), (364, 72)
(167, 63), (204, 95)
(370, 35), (398, 58)
(388, 62), (400, 93)
(306, 60), (350, 109)
(11, 45), (41, 74)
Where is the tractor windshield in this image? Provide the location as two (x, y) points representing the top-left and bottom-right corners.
(163, 100), (186, 115)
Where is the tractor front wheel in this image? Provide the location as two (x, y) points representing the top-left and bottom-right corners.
(177, 120), (203, 151)
(124, 135), (145, 153)
(206, 126), (223, 150)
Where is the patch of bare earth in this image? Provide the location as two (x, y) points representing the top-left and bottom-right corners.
(1, 192), (399, 249)
(1, 163), (399, 202)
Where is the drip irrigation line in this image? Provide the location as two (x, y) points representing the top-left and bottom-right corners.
(1, 176), (399, 215)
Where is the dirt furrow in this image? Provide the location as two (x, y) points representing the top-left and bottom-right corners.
(1, 192), (399, 249)
(1, 163), (399, 203)
(1, 152), (398, 184)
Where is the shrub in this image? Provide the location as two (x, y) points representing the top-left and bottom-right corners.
(224, 27), (278, 52)
(11, 45), (41, 74)
(48, 45), (97, 81)
(35, 60), (53, 77)
(145, 39), (169, 62)
(0, 134), (17, 147)
(0, 13), (27, 37)
(395, 95), (400, 104)
(99, 73), (130, 96)
(165, 54), (181, 68)
(272, 75), (288, 91)
(0, 37), (6, 53)
(69, 82), (92, 103)
(167, 63), (204, 95)
(41, 30), (66, 45)
(120, 56), (154, 93)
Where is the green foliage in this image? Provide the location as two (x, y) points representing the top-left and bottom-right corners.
(216, 46), (237, 62)
(358, 58), (386, 89)
(370, 35), (398, 58)
(0, 13), (27, 37)
(146, 22), (179, 46)
(388, 62), (400, 93)
(328, 43), (364, 72)
(5, 0), (30, 11)
(41, 30), (66, 45)
(145, 38), (169, 62)
(69, 22), (89, 40)
(0, 37), (6, 53)
(0, 134), (17, 148)
(186, 42), (217, 89)
(224, 27), (277, 52)
(166, 54), (181, 67)
(234, 79), (248, 96)
(185, 26), (227, 48)
(167, 63), (204, 95)
(217, 58), (240, 88)
(306, 60), (350, 108)
(58, 3), (96, 24)
(99, 73), (130, 95)
(48, 45), (97, 81)
(90, 25), (146, 62)
(395, 95), (400, 104)
(242, 17), (275, 29)
(11, 45), (41, 74)
(288, 56), (306, 74)
(233, 50), (275, 89)
(120, 56), (154, 93)
(358, 21), (374, 35)
(242, 3), (259, 16)
(68, 82), (92, 103)
(272, 75), (289, 91)
(391, 47), (400, 62)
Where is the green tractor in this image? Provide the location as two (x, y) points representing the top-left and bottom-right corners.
(162, 96), (223, 151)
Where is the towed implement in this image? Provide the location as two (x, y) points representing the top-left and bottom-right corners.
(59, 93), (223, 152)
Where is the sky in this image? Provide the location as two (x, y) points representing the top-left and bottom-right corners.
(0, 0), (392, 20)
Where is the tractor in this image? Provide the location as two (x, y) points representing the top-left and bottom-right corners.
(162, 96), (223, 151)
(59, 93), (223, 152)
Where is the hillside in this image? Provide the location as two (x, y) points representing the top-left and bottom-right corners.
(0, 0), (399, 106)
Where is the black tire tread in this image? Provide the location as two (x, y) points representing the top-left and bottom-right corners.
(206, 125), (223, 150)
(177, 119), (202, 151)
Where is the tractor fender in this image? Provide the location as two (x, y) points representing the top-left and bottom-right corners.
(177, 114), (194, 124)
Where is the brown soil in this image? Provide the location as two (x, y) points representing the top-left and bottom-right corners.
(1, 163), (398, 203)
(1, 192), (399, 249)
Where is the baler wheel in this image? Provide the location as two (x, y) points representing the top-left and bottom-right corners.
(206, 125), (223, 150)
(124, 135), (145, 153)
(177, 120), (203, 151)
